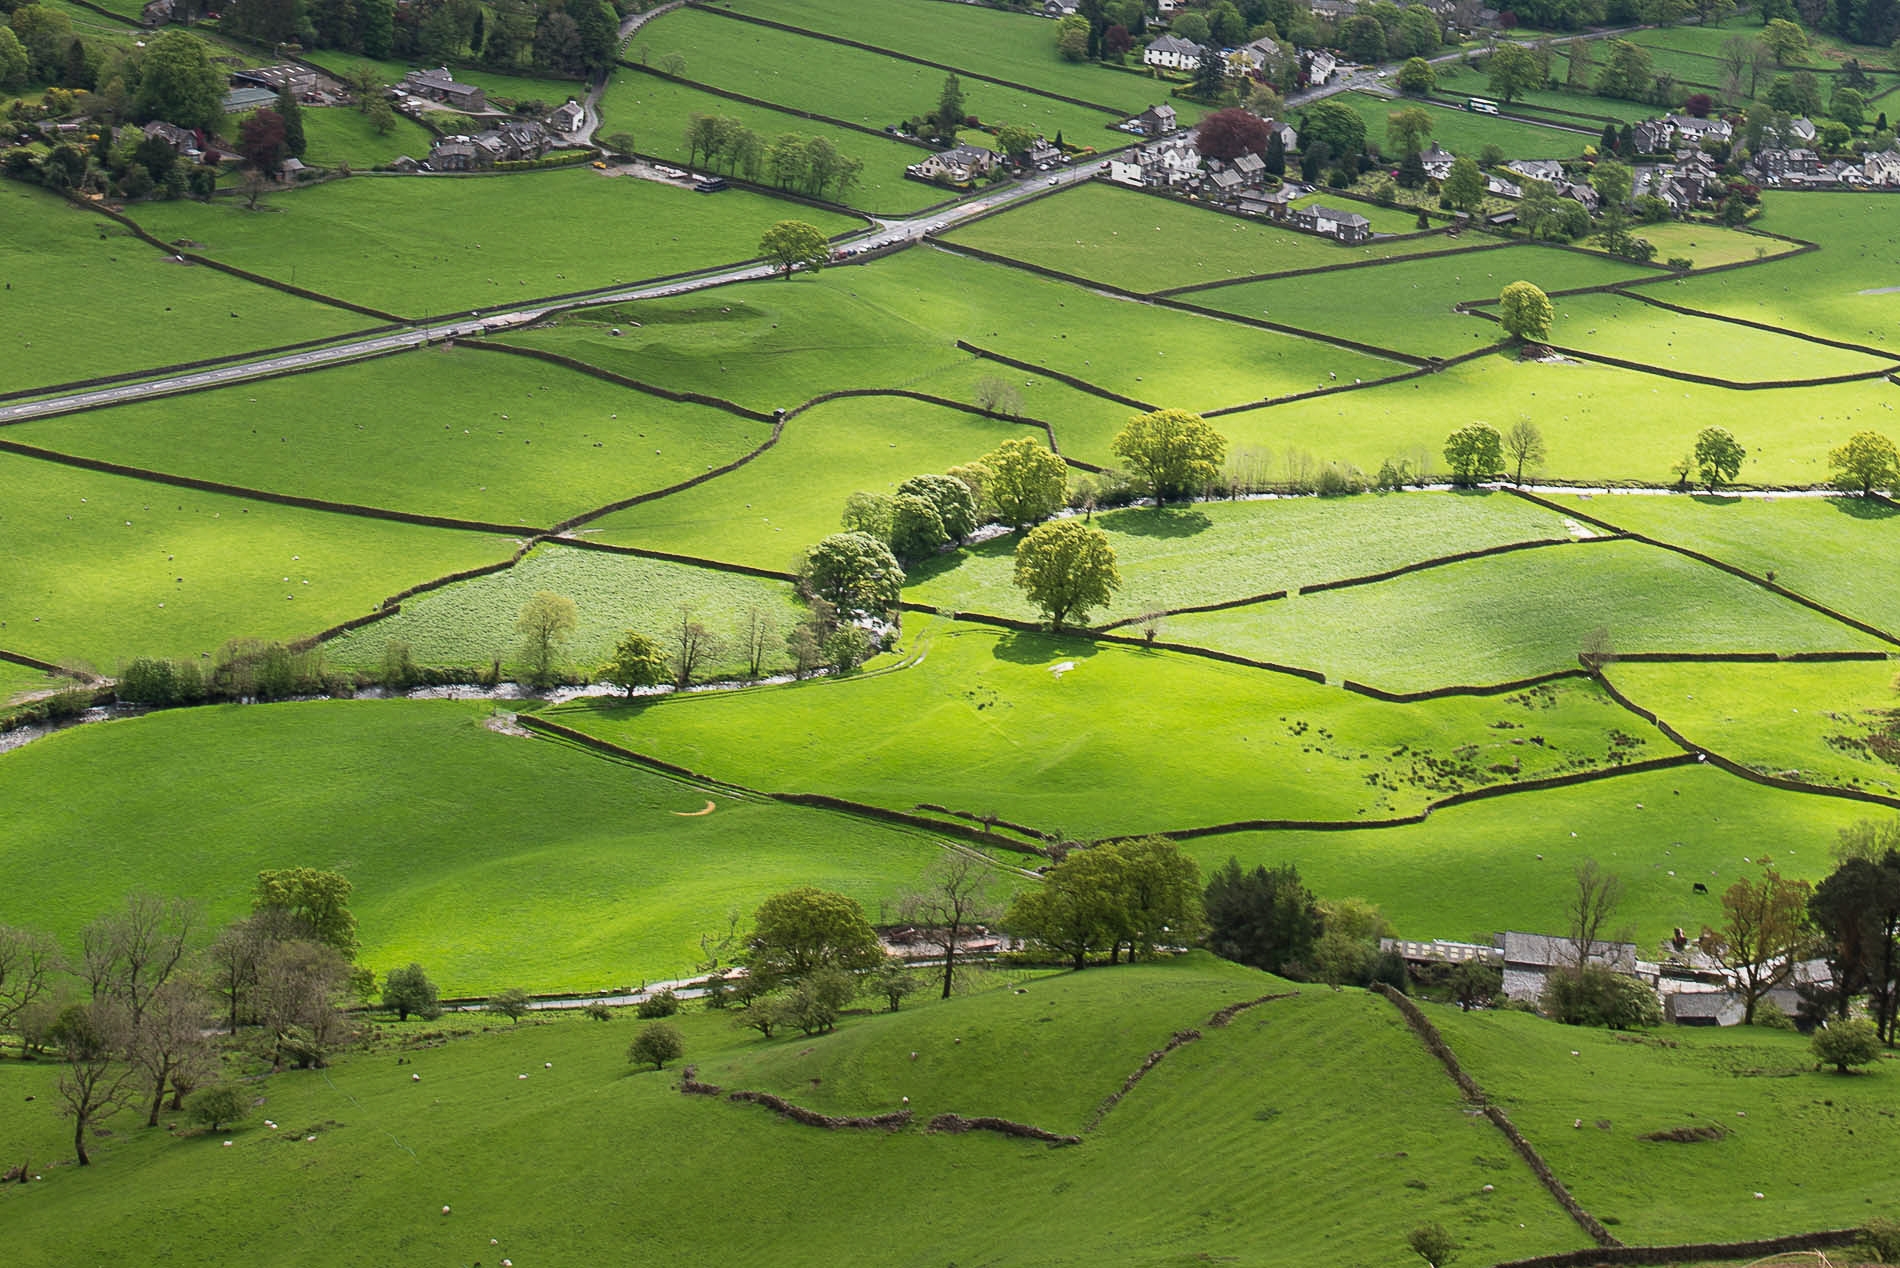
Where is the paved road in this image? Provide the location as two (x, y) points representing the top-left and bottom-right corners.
(0, 153), (1121, 423)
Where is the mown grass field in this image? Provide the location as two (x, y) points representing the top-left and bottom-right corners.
(0, 958), (1587, 1268)
(634, 6), (1123, 148)
(0, 184), (372, 392)
(943, 180), (1464, 293)
(1164, 537), (1882, 690)
(1641, 193), (1900, 353)
(0, 699), (961, 991)
(0, 452), (516, 670)
(1542, 493), (1900, 635)
(296, 105), (438, 171)
(124, 171), (857, 317)
(1181, 763), (1867, 950)
(1327, 91), (1590, 159)
(11, 345), (768, 527)
(551, 618), (1663, 838)
(583, 392), (1040, 568)
(1606, 657), (1900, 797)
(1435, 1003), (1900, 1245)
(905, 489), (1570, 624)
(595, 68), (945, 214)
(0, 660), (56, 704)
(326, 543), (807, 678)
(1184, 243), (1652, 359)
(1546, 291), (1892, 380)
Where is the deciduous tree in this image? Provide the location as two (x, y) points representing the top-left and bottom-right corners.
(1813, 1018), (1880, 1072)
(1386, 106), (1433, 156)
(254, 868), (358, 960)
(381, 963), (442, 1022)
(1112, 409), (1228, 506)
(1498, 280), (1553, 342)
(133, 30), (225, 131)
(982, 437), (1068, 529)
(1013, 519), (1120, 629)
(1504, 418), (1546, 483)
(1397, 55), (1435, 94)
(758, 219), (829, 279)
(49, 1001), (135, 1165)
(600, 630), (670, 696)
(1700, 859), (1812, 1025)
(1488, 42), (1544, 102)
(1828, 430), (1900, 495)
(1196, 106), (1273, 159)
(0, 924), (61, 1045)
(1443, 155), (1486, 211)
(800, 532), (905, 618)
(515, 590), (578, 687)
(628, 1021), (684, 1069)
(1442, 422), (1504, 484)
(900, 854), (1001, 1000)
(1692, 425), (1746, 492)
(745, 887), (882, 990)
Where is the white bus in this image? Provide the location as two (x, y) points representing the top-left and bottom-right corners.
(1467, 97), (1500, 115)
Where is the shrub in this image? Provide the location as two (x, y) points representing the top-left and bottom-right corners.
(1542, 967), (1659, 1029)
(1406, 1221), (1456, 1267)
(1813, 1018), (1881, 1073)
(635, 989), (680, 1019)
(487, 988), (531, 1024)
(583, 1002), (614, 1021)
(628, 1021), (684, 1070)
(1754, 999), (1796, 1031)
(1858, 1217), (1900, 1263)
(186, 1085), (249, 1133)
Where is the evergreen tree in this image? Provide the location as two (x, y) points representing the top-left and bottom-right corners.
(276, 86), (306, 159)
(1264, 129), (1285, 176)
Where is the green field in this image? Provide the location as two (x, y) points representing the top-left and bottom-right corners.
(1164, 537), (1882, 690)
(584, 392), (1041, 568)
(300, 50), (586, 109)
(1548, 291), (1893, 381)
(907, 490), (1571, 624)
(1436, 1003), (1900, 1245)
(297, 106), (439, 170)
(945, 180), (1467, 293)
(0, 659), (58, 704)
(326, 543), (807, 678)
(1178, 763), (1865, 949)
(596, 68), (946, 214)
(0, 698), (961, 991)
(11, 346), (769, 527)
(1624, 221), (1803, 270)
(550, 618), (1665, 838)
(1543, 493), (1900, 634)
(0, 451), (518, 670)
(123, 170), (858, 317)
(1326, 91), (1591, 159)
(1607, 658), (1900, 797)
(0, 184), (372, 393)
(635, 6), (1124, 148)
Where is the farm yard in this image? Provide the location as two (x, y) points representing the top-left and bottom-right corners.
(4, 1), (1900, 1264)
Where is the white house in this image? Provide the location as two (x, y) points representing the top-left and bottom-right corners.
(1143, 34), (1206, 70)
(1863, 146), (1900, 186)
(1303, 48), (1338, 85)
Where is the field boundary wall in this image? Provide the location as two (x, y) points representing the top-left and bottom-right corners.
(1491, 1228), (1861, 1268)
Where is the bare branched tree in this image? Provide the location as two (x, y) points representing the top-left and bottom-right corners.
(900, 854), (1003, 1000)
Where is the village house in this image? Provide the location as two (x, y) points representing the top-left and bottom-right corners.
(1230, 151), (1266, 181)
(140, 119), (200, 159)
(1262, 117), (1298, 152)
(547, 99), (585, 134)
(1022, 136), (1063, 168)
(1419, 143), (1455, 182)
(1631, 118), (1674, 154)
(1135, 103), (1179, 138)
(1143, 33), (1206, 71)
(1107, 157), (1144, 186)
(1287, 203), (1372, 243)
(1495, 931), (1641, 1003)
(1207, 165), (1246, 200)
(907, 143), (997, 187)
(427, 121), (550, 171)
(401, 67), (487, 112)
(1749, 146), (1823, 185)
(1042, 0), (1078, 15)
(1308, 0), (1355, 19)
(1666, 113), (1731, 144)
(1863, 146), (1900, 186)
(1504, 158), (1563, 184)
(1136, 133), (1201, 186)
(1302, 48), (1339, 85)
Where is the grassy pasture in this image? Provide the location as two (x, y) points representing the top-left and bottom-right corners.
(551, 618), (1664, 838)
(1181, 763), (1868, 948)
(595, 68), (945, 214)
(1542, 492), (1900, 635)
(0, 451), (516, 670)
(0, 699), (956, 992)
(1328, 91), (1590, 159)
(326, 543), (806, 677)
(634, 7), (1122, 147)
(0, 184), (370, 393)
(583, 392), (1039, 569)
(905, 489), (1571, 624)
(943, 180), (1465, 293)
(1606, 658), (1900, 797)
(300, 50), (585, 108)
(123, 170), (856, 317)
(11, 346), (768, 527)
(1212, 353), (1900, 486)
(1164, 537), (1882, 690)
(0, 960), (1581, 1268)
(1622, 221), (1802, 270)
(1284, 190), (1423, 235)
(1185, 243), (1650, 359)
(0, 660), (57, 704)
(1547, 291), (1893, 380)
(1435, 1004), (1900, 1245)
(723, 0), (1181, 120)
(1643, 193), (1900, 353)
(296, 104), (438, 170)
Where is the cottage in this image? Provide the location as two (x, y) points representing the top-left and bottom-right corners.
(1504, 158), (1563, 183)
(1207, 167), (1246, 199)
(1289, 204), (1372, 243)
(1557, 179), (1599, 212)
(1042, 0), (1078, 14)
(1784, 115), (1818, 144)
(1231, 151), (1266, 180)
(1308, 0), (1355, 19)
(1253, 183), (1302, 220)
(1486, 173), (1521, 199)
(1302, 48), (1338, 85)
(140, 119), (199, 157)
(1142, 34), (1206, 71)
(1630, 119), (1673, 154)
(1023, 136), (1062, 168)
(548, 99), (585, 134)
(401, 67), (487, 112)
(1863, 146), (1900, 187)
(1665, 113), (1731, 143)
(426, 138), (484, 171)
(1135, 104), (1179, 138)
(907, 143), (997, 186)
(1419, 143), (1455, 182)
(1262, 118), (1298, 152)
(1107, 158), (1144, 186)
(232, 65), (317, 97)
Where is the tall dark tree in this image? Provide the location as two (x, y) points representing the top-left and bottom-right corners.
(276, 87), (306, 159)
(239, 107), (288, 177)
(1809, 849), (1900, 1042)
(1202, 857), (1322, 975)
(1264, 129), (1286, 175)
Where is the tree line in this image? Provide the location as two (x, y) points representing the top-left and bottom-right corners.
(681, 115), (864, 201)
(218, 0), (619, 80)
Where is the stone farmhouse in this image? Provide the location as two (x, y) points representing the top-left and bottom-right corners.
(401, 67), (487, 112)
(427, 120), (551, 171)
(907, 143), (997, 187)
(1135, 104), (1178, 138)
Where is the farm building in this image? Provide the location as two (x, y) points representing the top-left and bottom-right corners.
(232, 65), (318, 98)
(401, 67), (487, 112)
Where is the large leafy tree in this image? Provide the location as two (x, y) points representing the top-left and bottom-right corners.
(133, 30), (225, 131)
(1443, 155), (1486, 211)
(1301, 99), (1367, 158)
(1699, 859), (1812, 1025)
(800, 531), (905, 618)
(1006, 848), (1124, 970)
(1202, 857), (1323, 975)
(1487, 42), (1544, 102)
(1111, 409), (1228, 506)
(1195, 107), (1273, 160)
(600, 630), (670, 696)
(253, 867), (359, 960)
(1828, 430), (1900, 495)
(982, 436), (1068, 529)
(895, 473), (979, 544)
(1442, 422), (1504, 484)
(1013, 519), (1121, 630)
(1498, 280), (1553, 342)
(1692, 426), (1746, 492)
(759, 220), (830, 279)
(745, 887), (882, 990)
(515, 590), (578, 687)
(381, 963), (443, 1022)
(1386, 106), (1433, 156)
(1808, 848), (1900, 1042)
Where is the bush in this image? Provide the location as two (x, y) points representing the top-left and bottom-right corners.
(381, 963), (443, 1022)
(628, 1021), (685, 1070)
(186, 1085), (249, 1133)
(1755, 998), (1796, 1031)
(1406, 1221), (1456, 1267)
(583, 1002), (614, 1021)
(635, 988), (680, 1019)
(1813, 1018), (1881, 1073)
(1857, 1217), (1900, 1263)
(487, 988), (531, 1024)
(1541, 967), (1659, 1029)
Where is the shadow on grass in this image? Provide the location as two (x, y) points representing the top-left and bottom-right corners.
(1107, 506), (1212, 538)
(1829, 493), (1900, 521)
(989, 629), (1099, 664)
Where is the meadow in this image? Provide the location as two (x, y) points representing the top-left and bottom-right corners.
(632, 6), (1124, 148)
(0, 699), (960, 991)
(123, 171), (858, 317)
(0, 660), (55, 704)
(296, 105), (439, 171)
(326, 543), (807, 678)
(595, 68), (946, 214)
(582, 393), (1042, 568)
(0, 184), (372, 393)
(1544, 291), (1894, 380)
(0, 451), (516, 670)
(1436, 1003), (1900, 1245)
(1326, 91), (1591, 159)
(1163, 536), (1882, 690)
(905, 489), (1572, 624)
(551, 617), (1665, 839)
(299, 50), (587, 109)
(1179, 763), (1868, 949)
(1540, 492), (1900, 635)
(10, 345), (770, 527)
(1606, 657), (1900, 797)
(0, 958), (1586, 1268)
(943, 180), (1464, 293)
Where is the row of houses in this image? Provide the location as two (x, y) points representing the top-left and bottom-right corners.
(422, 120), (553, 171)
(1141, 33), (1339, 85)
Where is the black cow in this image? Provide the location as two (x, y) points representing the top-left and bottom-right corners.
(1692, 882), (1708, 894)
